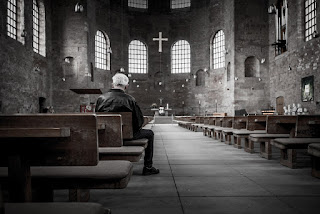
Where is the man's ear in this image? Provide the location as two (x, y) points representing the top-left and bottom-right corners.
(124, 85), (128, 90)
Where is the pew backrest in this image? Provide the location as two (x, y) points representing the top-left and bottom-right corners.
(222, 117), (233, 127)
(96, 114), (123, 147)
(233, 116), (247, 129)
(0, 114), (99, 166)
(295, 115), (320, 137)
(247, 115), (267, 131)
(266, 115), (296, 137)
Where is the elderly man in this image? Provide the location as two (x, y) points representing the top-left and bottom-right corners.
(95, 72), (159, 176)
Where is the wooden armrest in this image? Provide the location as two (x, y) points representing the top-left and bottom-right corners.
(0, 127), (70, 138)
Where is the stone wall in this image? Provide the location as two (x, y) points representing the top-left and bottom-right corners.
(268, 0), (320, 114)
(0, 0), (52, 114)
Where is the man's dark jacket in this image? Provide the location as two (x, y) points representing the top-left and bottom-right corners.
(95, 89), (144, 134)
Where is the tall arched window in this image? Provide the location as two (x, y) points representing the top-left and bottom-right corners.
(7, 0), (24, 44)
(274, 0), (288, 55)
(33, 0), (40, 53)
(95, 31), (110, 70)
(305, 0), (317, 41)
(129, 40), (148, 74)
(171, 40), (191, 74)
(32, 0), (46, 56)
(212, 30), (225, 69)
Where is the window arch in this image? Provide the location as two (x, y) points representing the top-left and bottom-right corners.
(245, 56), (260, 77)
(212, 30), (225, 69)
(95, 30), (111, 70)
(7, 0), (25, 44)
(128, 0), (148, 9)
(129, 40), (148, 74)
(171, 0), (191, 9)
(305, 0), (317, 42)
(171, 40), (191, 74)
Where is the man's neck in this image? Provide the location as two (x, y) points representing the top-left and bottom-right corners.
(112, 86), (125, 92)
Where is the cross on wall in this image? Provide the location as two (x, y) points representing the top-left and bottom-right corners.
(153, 32), (168, 53)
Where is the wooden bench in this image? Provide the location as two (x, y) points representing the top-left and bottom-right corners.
(96, 114), (144, 162)
(190, 116), (204, 132)
(213, 116), (233, 142)
(247, 116), (296, 159)
(271, 115), (320, 168)
(222, 116), (247, 145)
(308, 143), (320, 178)
(0, 114), (133, 204)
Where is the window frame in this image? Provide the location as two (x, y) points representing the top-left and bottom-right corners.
(7, 0), (18, 40)
(95, 30), (108, 70)
(128, 40), (148, 74)
(171, 0), (191, 10)
(33, 0), (40, 53)
(212, 30), (225, 70)
(171, 40), (191, 74)
(305, 0), (317, 42)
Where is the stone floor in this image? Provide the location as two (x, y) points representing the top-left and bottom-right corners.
(55, 124), (320, 214)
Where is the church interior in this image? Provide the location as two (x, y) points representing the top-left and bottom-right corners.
(1, 0), (320, 213)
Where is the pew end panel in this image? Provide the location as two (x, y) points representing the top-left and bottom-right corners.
(295, 115), (320, 137)
(96, 114), (123, 147)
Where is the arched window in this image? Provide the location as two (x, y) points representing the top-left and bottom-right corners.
(32, 0), (46, 56)
(129, 40), (148, 74)
(33, 0), (40, 53)
(245, 56), (260, 77)
(171, 0), (191, 9)
(212, 30), (225, 69)
(171, 40), (191, 74)
(128, 0), (148, 9)
(95, 31), (110, 70)
(274, 0), (288, 55)
(305, 0), (317, 41)
(7, 0), (24, 44)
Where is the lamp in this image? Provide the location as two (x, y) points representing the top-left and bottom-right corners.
(261, 58), (265, 64)
(21, 29), (26, 37)
(63, 56), (74, 64)
(75, 2), (84, 13)
(235, 77), (238, 81)
(107, 46), (112, 53)
(268, 4), (276, 14)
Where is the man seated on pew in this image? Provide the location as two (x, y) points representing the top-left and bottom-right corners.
(95, 71), (160, 176)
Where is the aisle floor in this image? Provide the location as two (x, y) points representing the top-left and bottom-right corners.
(56, 124), (320, 214)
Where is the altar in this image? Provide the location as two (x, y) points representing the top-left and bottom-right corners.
(151, 107), (173, 116)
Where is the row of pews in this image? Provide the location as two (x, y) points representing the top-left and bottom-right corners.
(175, 114), (320, 178)
(0, 113), (153, 214)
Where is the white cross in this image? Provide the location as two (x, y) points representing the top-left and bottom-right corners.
(153, 32), (168, 53)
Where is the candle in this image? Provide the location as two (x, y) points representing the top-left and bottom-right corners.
(199, 100), (201, 104)
(166, 103), (169, 109)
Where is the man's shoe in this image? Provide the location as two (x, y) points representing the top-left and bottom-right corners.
(142, 166), (160, 175)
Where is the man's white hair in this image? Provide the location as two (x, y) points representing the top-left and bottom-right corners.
(112, 73), (129, 86)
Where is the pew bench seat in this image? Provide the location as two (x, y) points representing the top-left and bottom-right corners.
(123, 138), (148, 148)
(214, 127), (232, 142)
(222, 128), (234, 145)
(233, 129), (266, 149)
(0, 161), (133, 201)
(4, 202), (109, 214)
(271, 138), (320, 168)
(308, 143), (320, 178)
(248, 133), (290, 159)
(99, 146), (144, 162)
(207, 125), (219, 138)
(190, 123), (203, 132)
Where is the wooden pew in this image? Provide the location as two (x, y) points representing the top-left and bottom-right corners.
(190, 116), (204, 132)
(232, 116), (267, 149)
(308, 143), (320, 178)
(0, 114), (133, 204)
(271, 115), (320, 168)
(248, 115), (295, 159)
(213, 116), (233, 142)
(199, 117), (211, 136)
(96, 114), (144, 162)
(207, 117), (220, 139)
(222, 116), (247, 145)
